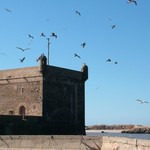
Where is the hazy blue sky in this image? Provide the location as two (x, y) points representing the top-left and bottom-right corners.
(0, 0), (150, 126)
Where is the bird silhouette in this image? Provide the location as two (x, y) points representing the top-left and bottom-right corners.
(114, 61), (118, 64)
(81, 42), (86, 48)
(51, 32), (57, 38)
(41, 32), (46, 37)
(96, 85), (101, 90)
(127, 0), (137, 5)
(106, 59), (111, 62)
(75, 10), (81, 16)
(136, 99), (149, 104)
(20, 57), (25, 63)
(5, 8), (12, 13)
(74, 53), (81, 59)
(16, 47), (30, 51)
(107, 18), (112, 22)
(112, 25), (116, 29)
(0, 52), (6, 56)
(46, 17), (51, 21)
(28, 34), (34, 39)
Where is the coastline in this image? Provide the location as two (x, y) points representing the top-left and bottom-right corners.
(86, 129), (122, 133)
(86, 125), (150, 134)
(86, 129), (150, 140)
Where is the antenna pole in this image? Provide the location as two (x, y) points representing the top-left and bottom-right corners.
(47, 38), (50, 65)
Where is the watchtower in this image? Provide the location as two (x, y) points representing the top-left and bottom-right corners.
(0, 56), (88, 135)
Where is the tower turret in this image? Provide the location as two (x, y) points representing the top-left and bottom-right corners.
(39, 54), (47, 74)
(81, 63), (88, 81)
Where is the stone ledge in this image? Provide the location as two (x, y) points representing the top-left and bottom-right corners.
(0, 135), (149, 150)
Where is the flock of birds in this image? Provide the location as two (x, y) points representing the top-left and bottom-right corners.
(15, 32), (86, 63)
(106, 59), (118, 65)
(14, 32), (58, 63)
(0, 6), (88, 63)
(1, 9), (86, 63)
(1, 0), (138, 64)
(2, 0), (149, 106)
(1, 6), (60, 63)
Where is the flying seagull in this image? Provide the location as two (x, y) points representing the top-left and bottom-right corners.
(51, 32), (57, 38)
(96, 85), (101, 90)
(16, 47), (30, 51)
(5, 8), (12, 13)
(74, 53), (81, 59)
(81, 42), (86, 48)
(112, 25), (116, 29)
(127, 0), (137, 5)
(107, 18), (112, 22)
(136, 99), (149, 104)
(106, 59), (111, 62)
(28, 34), (34, 39)
(46, 17), (51, 22)
(0, 52), (6, 56)
(75, 10), (81, 16)
(20, 57), (25, 63)
(41, 32), (46, 37)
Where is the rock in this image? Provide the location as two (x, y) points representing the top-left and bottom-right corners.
(121, 127), (150, 134)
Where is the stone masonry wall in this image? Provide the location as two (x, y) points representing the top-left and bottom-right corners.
(0, 62), (87, 135)
(0, 66), (43, 116)
(0, 135), (149, 150)
(41, 65), (86, 134)
(0, 81), (42, 116)
(43, 66), (84, 123)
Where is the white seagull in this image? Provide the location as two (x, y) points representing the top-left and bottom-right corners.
(136, 99), (149, 104)
(127, 0), (137, 5)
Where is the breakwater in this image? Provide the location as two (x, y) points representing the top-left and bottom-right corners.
(0, 135), (149, 149)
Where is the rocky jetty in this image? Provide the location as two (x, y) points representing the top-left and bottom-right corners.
(86, 124), (134, 130)
(86, 124), (150, 134)
(121, 125), (150, 134)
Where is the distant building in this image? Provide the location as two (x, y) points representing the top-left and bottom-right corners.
(0, 55), (88, 135)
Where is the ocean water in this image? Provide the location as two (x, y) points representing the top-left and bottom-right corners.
(86, 131), (150, 140)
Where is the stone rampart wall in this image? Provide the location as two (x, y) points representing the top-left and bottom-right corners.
(0, 66), (42, 116)
(0, 135), (149, 150)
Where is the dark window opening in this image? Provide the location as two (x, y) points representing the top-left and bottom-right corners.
(19, 106), (26, 116)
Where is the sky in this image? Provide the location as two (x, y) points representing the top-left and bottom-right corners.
(0, 0), (150, 126)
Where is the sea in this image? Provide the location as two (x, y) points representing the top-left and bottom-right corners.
(86, 130), (150, 140)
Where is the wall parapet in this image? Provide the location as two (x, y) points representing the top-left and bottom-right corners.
(0, 135), (149, 149)
(0, 75), (42, 84)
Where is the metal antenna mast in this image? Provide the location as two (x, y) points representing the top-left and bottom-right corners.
(47, 38), (50, 65)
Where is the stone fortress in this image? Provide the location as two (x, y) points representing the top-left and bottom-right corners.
(0, 55), (88, 135)
(0, 55), (150, 150)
